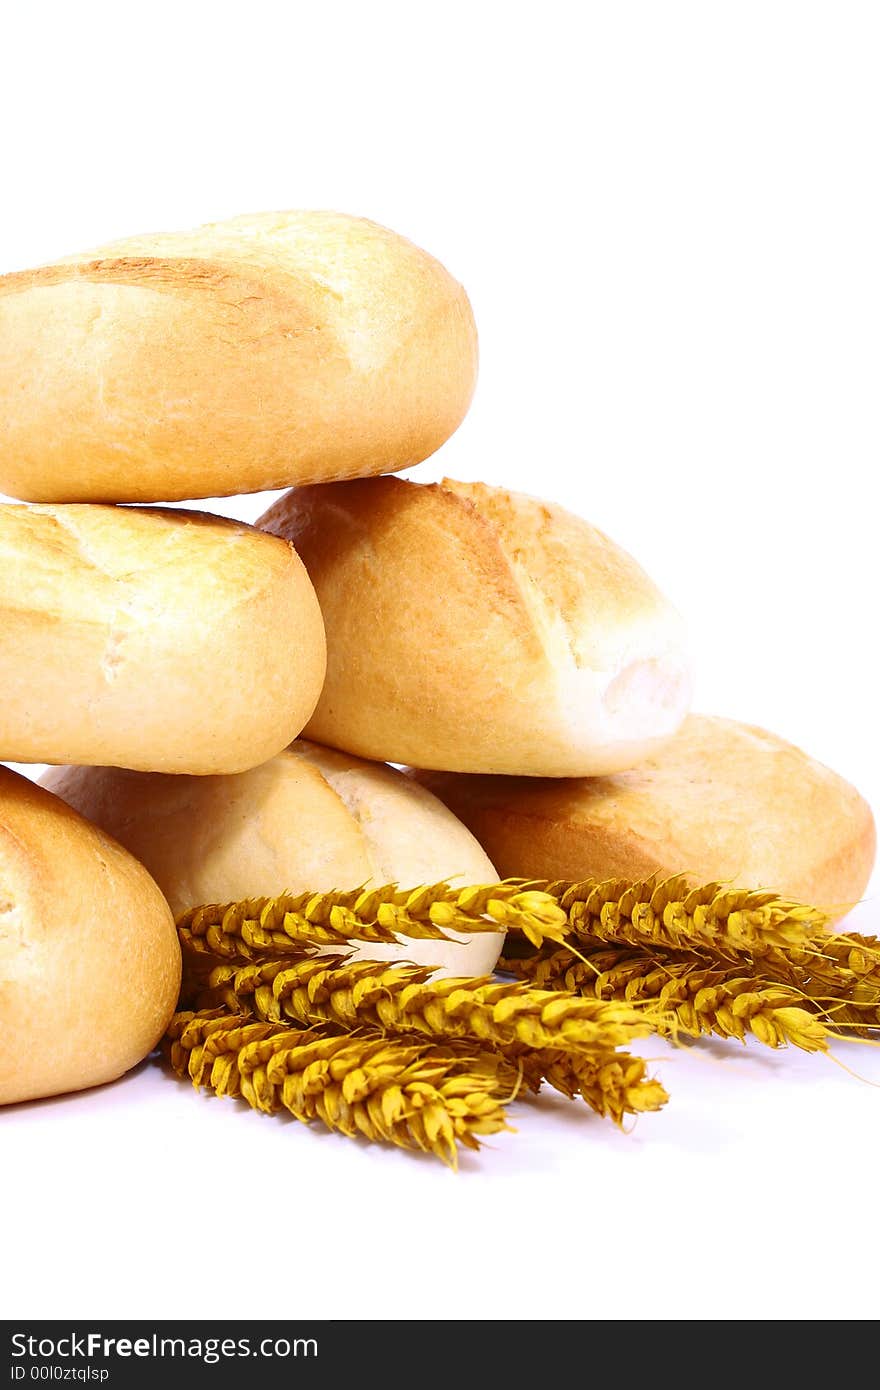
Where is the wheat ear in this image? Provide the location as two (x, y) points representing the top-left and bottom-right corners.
(191, 953), (657, 1056)
(534, 877), (830, 958)
(165, 1009), (523, 1167)
(504, 947), (840, 1051)
(177, 881), (568, 961)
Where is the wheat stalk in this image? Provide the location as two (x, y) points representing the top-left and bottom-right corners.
(176, 877), (836, 977)
(190, 953), (657, 1057)
(192, 958), (668, 1124)
(165, 1009), (522, 1167)
(164, 875), (873, 1159)
(503, 946), (837, 1051)
(177, 881), (568, 961)
(540, 877), (830, 958)
(500, 877), (880, 1040)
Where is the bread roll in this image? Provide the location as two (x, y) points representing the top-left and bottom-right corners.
(0, 766), (180, 1105)
(0, 504), (326, 774)
(0, 211), (477, 503)
(413, 715), (877, 912)
(259, 477), (693, 777)
(42, 740), (503, 976)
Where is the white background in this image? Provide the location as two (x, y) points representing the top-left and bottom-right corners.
(2, 1), (879, 1322)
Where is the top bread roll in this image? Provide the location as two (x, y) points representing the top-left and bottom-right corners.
(413, 715), (877, 913)
(0, 503), (326, 774)
(259, 477), (693, 777)
(0, 211), (477, 503)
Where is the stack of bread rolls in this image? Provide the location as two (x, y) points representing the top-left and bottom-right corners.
(1, 211), (874, 1108)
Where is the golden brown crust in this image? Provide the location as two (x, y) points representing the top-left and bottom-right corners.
(259, 476), (692, 776)
(42, 740), (503, 977)
(439, 479), (675, 658)
(412, 714), (877, 914)
(0, 767), (180, 1105)
(0, 257), (272, 299)
(0, 211), (478, 503)
(0, 503), (326, 773)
